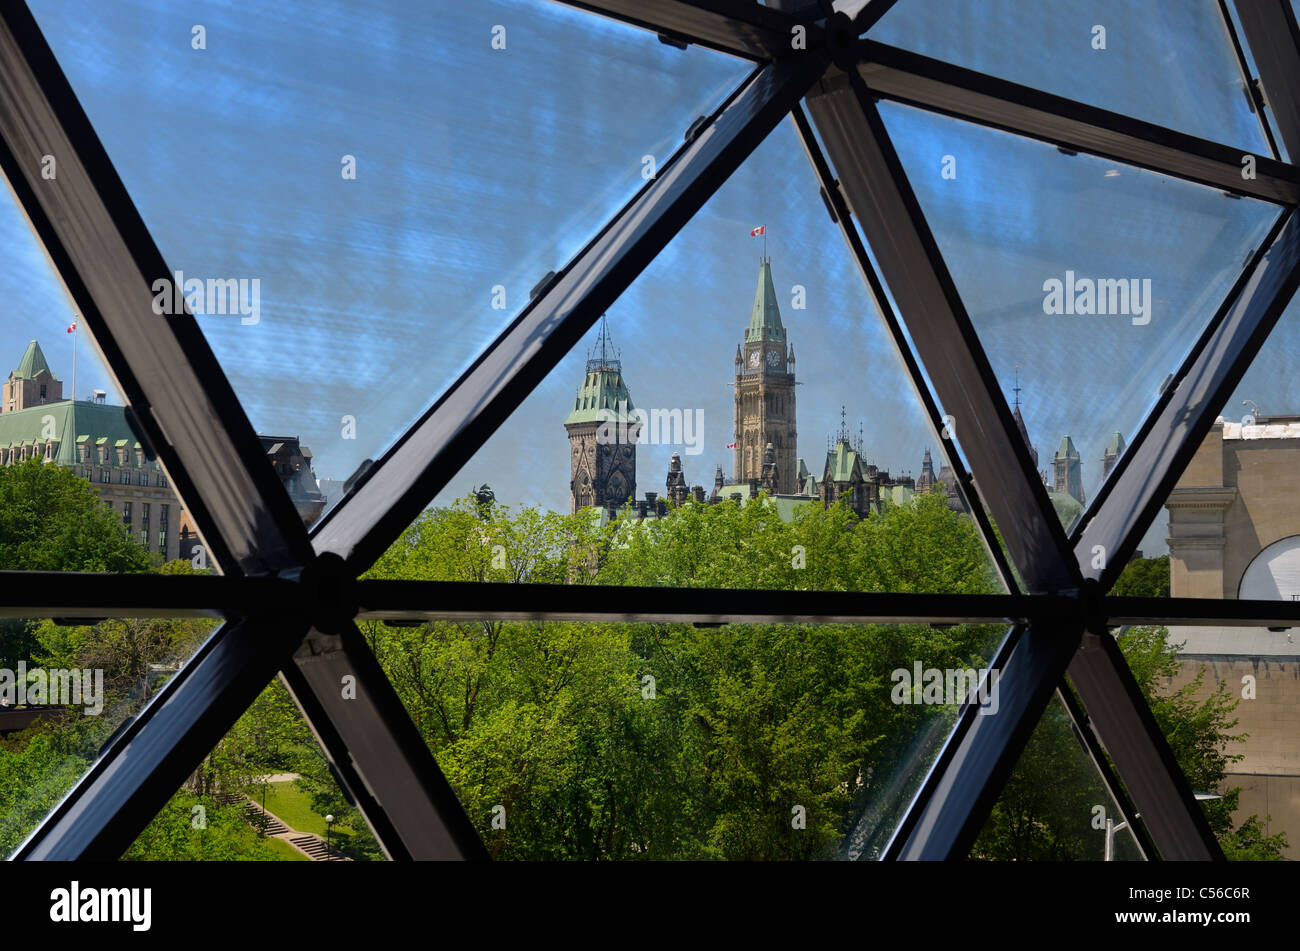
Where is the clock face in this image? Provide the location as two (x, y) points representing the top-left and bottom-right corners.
(748, 349), (761, 368)
(766, 349), (782, 368)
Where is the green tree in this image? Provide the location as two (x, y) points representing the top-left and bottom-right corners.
(1112, 555), (1171, 598)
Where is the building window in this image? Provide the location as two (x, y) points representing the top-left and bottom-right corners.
(100, 467), (110, 483)
(122, 501), (132, 530)
(120, 469), (131, 484)
(159, 504), (169, 553)
(139, 470), (148, 486)
(142, 502), (151, 551)
(157, 473), (166, 488)
(39, 384), (46, 400)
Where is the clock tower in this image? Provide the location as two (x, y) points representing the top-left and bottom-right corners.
(733, 258), (796, 493)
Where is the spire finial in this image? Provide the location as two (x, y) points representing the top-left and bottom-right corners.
(586, 314), (621, 373)
(1012, 364), (1022, 410)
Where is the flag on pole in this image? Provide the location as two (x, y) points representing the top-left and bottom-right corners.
(749, 225), (765, 237)
(66, 321), (76, 333)
(726, 440), (738, 449)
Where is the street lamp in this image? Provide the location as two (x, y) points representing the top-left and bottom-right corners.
(324, 814), (334, 859)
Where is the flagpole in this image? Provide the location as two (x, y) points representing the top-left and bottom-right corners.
(71, 319), (77, 402)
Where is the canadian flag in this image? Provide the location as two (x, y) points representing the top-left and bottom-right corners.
(66, 321), (76, 333)
(749, 225), (765, 237)
(726, 440), (738, 449)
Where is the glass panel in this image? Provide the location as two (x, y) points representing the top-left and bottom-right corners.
(878, 101), (1279, 536)
(123, 680), (383, 861)
(1123, 293), (1300, 599)
(872, 0), (1270, 153)
(358, 615), (1007, 859)
(0, 172), (183, 570)
(397, 117), (1008, 596)
(1115, 625), (1291, 860)
(0, 613), (218, 857)
(971, 691), (1145, 860)
(28, 0), (752, 529)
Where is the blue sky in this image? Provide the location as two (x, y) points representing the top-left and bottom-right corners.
(6, 0), (1299, 561)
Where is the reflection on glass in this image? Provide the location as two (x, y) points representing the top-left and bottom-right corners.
(0, 614), (218, 857)
(353, 616), (1007, 859)
(872, 0), (1269, 152)
(123, 680), (384, 861)
(878, 101), (1279, 536)
(971, 692), (1144, 860)
(404, 119), (1008, 595)
(28, 0), (751, 527)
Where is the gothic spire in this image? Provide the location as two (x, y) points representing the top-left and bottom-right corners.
(745, 259), (786, 344)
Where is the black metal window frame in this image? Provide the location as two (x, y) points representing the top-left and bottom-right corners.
(0, 0), (1296, 861)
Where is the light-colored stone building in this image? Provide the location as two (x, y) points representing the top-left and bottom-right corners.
(1, 340), (181, 560)
(1165, 415), (1300, 856)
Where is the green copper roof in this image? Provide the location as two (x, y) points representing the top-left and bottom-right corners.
(1104, 431), (1126, 456)
(11, 339), (54, 381)
(824, 439), (864, 483)
(1054, 434), (1080, 461)
(564, 364), (635, 426)
(745, 260), (786, 344)
(0, 400), (141, 465)
(1047, 490), (1083, 527)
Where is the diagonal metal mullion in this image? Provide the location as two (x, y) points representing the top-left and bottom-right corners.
(311, 54), (829, 575)
(883, 620), (1082, 859)
(553, 0), (818, 61)
(1216, 0), (1282, 161)
(788, 103), (1019, 595)
(1234, 0), (1300, 162)
(1055, 680), (1153, 861)
(12, 616), (310, 860)
(1067, 627), (1223, 859)
(1076, 209), (1300, 589)
(277, 621), (487, 860)
(0, 1), (311, 576)
(853, 40), (1300, 205)
(803, 67), (1080, 595)
(1069, 210), (1289, 551)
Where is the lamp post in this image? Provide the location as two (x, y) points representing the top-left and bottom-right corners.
(325, 814), (334, 860)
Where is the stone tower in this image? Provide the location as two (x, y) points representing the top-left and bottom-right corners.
(1053, 435), (1084, 504)
(565, 317), (637, 514)
(3, 339), (63, 414)
(734, 258), (796, 493)
(1101, 431), (1126, 479)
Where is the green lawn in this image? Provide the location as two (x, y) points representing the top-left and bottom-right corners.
(263, 835), (310, 861)
(261, 782), (330, 836)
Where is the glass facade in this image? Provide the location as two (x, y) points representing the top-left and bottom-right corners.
(0, 0), (1296, 872)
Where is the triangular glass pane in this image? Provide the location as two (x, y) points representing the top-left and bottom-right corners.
(359, 615), (1008, 860)
(872, 0), (1271, 153)
(0, 175), (187, 569)
(408, 116), (1009, 596)
(0, 614), (222, 857)
(877, 101), (1280, 536)
(1114, 289), (1300, 594)
(970, 691), (1146, 860)
(27, 0), (751, 528)
(123, 679), (383, 861)
(357, 115), (1021, 858)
